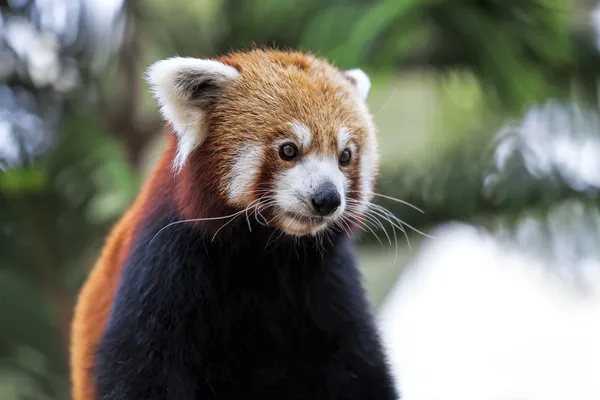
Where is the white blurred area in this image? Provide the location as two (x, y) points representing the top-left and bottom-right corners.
(379, 99), (600, 400)
(379, 221), (600, 400)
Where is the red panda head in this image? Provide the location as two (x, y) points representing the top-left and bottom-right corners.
(146, 49), (378, 236)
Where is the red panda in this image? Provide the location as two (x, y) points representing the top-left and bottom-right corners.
(70, 49), (398, 400)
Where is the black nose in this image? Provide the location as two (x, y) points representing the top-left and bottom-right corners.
(311, 184), (341, 216)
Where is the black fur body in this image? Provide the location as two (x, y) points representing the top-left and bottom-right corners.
(95, 212), (399, 400)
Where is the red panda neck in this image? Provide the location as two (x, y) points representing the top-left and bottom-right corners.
(139, 131), (236, 234)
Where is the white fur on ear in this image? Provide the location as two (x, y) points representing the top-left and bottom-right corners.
(145, 57), (240, 172)
(344, 69), (371, 101)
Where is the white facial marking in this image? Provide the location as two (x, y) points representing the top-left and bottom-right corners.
(289, 121), (312, 149)
(227, 144), (262, 204)
(344, 68), (371, 101)
(145, 57), (240, 172)
(338, 127), (357, 158)
(338, 127), (352, 150)
(358, 134), (378, 211)
(275, 155), (347, 224)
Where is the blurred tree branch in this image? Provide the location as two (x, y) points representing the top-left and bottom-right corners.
(102, 0), (162, 168)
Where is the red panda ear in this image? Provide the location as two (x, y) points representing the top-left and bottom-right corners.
(145, 57), (240, 172)
(343, 69), (371, 102)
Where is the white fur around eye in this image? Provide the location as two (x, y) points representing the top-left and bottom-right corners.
(338, 127), (352, 150)
(290, 121), (312, 149)
(145, 57), (240, 172)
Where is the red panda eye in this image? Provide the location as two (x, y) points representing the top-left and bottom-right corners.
(339, 149), (352, 166)
(279, 143), (298, 161)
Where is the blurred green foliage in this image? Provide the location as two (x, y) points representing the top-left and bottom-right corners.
(2, 0), (600, 398)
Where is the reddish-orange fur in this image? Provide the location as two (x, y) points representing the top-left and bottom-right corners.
(70, 49), (374, 400)
(70, 142), (177, 400)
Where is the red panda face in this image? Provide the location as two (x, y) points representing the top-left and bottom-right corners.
(146, 50), (379, 236)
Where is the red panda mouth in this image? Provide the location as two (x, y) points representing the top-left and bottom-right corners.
(283, 212), (325, 225)
(277, 211), (330, 236)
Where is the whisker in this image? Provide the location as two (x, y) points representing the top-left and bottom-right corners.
(254, 204), (270, 226)
(344, 212), (384, 247)
(264, 229), (280, 250)
(245, 205), (253, 233)
(250, 196), (268, 228)
(346, 191), (424, 214)
(324, 229), (334, 247)
(340, 215), (368, 235)
(213, 199), (265, 241)
(245, 196), (272, 230)
(365, 208), (399, 262)
(347, 199), (434, 240)
(255, 199), (278, 227)
(369, 204), (434, 239)
(362, 212), (392, 246)
(374, 88), (397, 116)
(346, 203), (411, 248)
(363, 206), (412, 249)
(212, 212), (246, 241)
(346, 204), (401, 263)
(388, 217), (399, 265)
(150, 210), (246, 244)
(337, 218), (354, 239)
(371, 193), (425, 214)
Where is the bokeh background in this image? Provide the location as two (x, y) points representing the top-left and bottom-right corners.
(1, 1), (600, 399)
